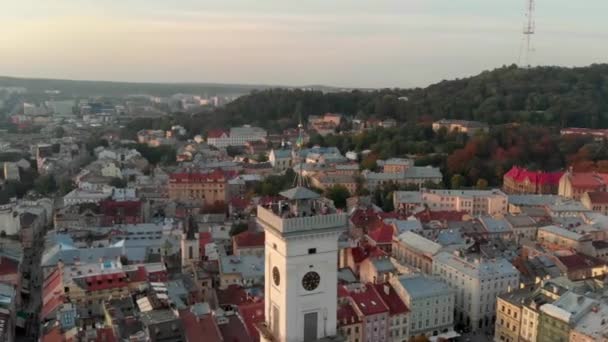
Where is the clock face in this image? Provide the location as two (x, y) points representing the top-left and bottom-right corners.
(272, 266), (280, 286)
(302, 271), (320, 291)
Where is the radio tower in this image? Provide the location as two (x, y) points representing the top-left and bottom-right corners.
(519, 0), (535, 68)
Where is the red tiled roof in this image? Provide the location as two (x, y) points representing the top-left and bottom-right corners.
(41, 325), (64, 342)
(41, 295), (65, 319)
(558, 253), (605, 271)
(338, 285), (350, 298)
(230, 197), (251, 210)
(366, 224), (394, 244)
(179, 309), (223, 342)
(238, 301), (265, 342)
(504, 166), (563, 186)
(0, 256), (18, 276)
(348, 284), (389, 316)
(373, 283), (409, 315)
(218, 315), (252, 342)
(350, 208), (382, 228)
(42, 268), (63, 300)
(207, 129), (228, 139)
(127, 266), (148, 283)
(415, 210), (468, 223)
(234, 230), (265, 249)
(95, 327), (117, 342)
(337, 302), (361, 325)
(586, 191), (608, 204)
(83, 272), (128, 291)
(199, 232), (213, 254)
(216, 285), (250, 306)
(568, 172), (607, 188)
(349, 245), (387, 264)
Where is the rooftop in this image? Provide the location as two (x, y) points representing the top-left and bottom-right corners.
(398, 274), (452, 299)
(539, 225), (585, 241)
(434, 252), (519, 279)
(397, 231), (442, 255)
(348, 284), (389, 316)
(219, 254), (264, 279)
(585, 191), (608, 204)
(373, 283), (409, 315)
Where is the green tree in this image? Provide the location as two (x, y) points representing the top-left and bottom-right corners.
(450, 174), (465, 189)
(256, 153), (268, 162)
(476, 178), (489, 189)
(325, 185), (350, 209)
(230, 222), (249, 236)
(34, 175), (57, 195)
(54, 126), (66, 138)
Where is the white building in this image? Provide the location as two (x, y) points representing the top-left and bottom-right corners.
(256, 186), (347, 342)
(364, 167), (443, 191)
(390, 274), (455, 338)
(394, 189), (508, 216)
(268, 149), (292, 171)
(207, 125), (267, 148)
(433, 252), (520, 332)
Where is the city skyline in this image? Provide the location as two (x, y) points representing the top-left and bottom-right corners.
(2, 0), (608, 88)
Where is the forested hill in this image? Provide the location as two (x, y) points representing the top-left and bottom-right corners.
(208, 64), (608, 131)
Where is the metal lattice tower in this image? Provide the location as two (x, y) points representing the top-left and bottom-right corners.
(519, 0), (535, 68)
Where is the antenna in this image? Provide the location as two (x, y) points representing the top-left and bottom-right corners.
(519, 0), (535, 68)
(294, 117), (307, 188)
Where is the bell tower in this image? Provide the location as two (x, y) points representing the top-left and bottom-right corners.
(256, 186), (347, 342)
(180, 215), (199, 268)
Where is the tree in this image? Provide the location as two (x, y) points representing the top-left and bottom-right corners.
(230, 222), (249, 236)
(256, 153), (268, 162)
(54, 126), (66, 138)
(476, 178), (489, 189)
(450, 174), (465, 189)
(34, 175), (57, 195)
(325, 185), (350, 209)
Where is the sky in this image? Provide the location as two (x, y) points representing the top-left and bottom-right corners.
(1, 0), (607, 88)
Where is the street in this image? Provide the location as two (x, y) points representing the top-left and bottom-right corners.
(15, 228), (45, 342)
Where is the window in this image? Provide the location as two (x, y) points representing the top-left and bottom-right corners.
(308, 248), (317, 254)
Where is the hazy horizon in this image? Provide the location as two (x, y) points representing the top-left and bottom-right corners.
(2, 0), (607, 88)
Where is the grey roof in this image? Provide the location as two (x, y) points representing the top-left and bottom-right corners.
(385, 218), (423, 234)
(398, 274), (452, 299)
(504, 214), (536, 228)
(403, 166), (442, 179)
(271, 149), (292, 159)
(279, 186), (320, 200)
(371, 258), (396, 273)
(397, 231), (442, 255)
(479, 216), (512, 234)
(219, 254), (264, 279)
(393, 191), (423, 203)
(538, 225), (584, 241)
(434, 252), (519, 278)
(436, 229), (466, 246)
(508, 194), (562, 206)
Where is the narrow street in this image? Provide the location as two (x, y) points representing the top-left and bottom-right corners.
(15, 227), (45, 342)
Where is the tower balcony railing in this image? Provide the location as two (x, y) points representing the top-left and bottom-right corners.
(257, 205), (347, 234)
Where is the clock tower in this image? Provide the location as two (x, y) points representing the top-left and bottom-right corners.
(256, 186), (347, 342)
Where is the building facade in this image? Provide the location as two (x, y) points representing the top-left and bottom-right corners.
(433, 252), (520, 332)
(168, 169), (233, 206)
(256, 186), (347, 342)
